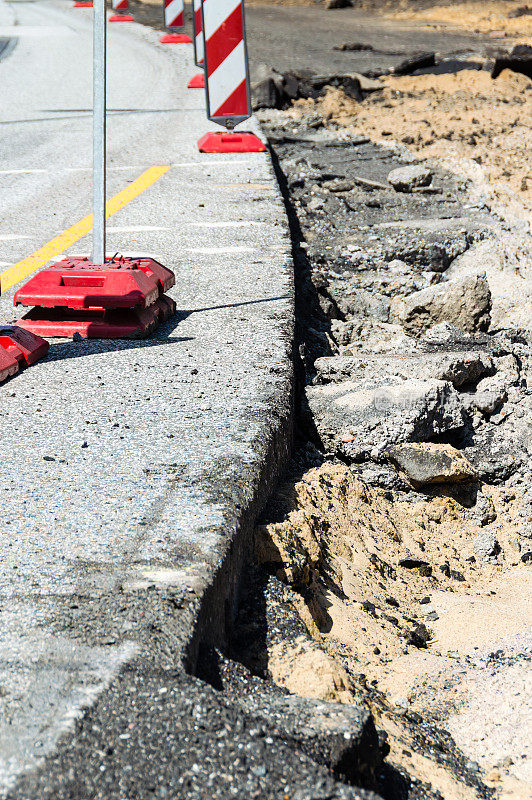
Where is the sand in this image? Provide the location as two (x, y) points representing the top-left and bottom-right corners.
(288, 67), (532, 226)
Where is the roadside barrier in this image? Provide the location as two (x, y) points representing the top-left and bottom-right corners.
(160, 0), (192, 44)
(109, 0), (134, 23)
(188, 0), (205, 88)
(73, 1), (93, 7)
(13, 0), (176, 340)
(14, 257), (176, 339)
(0, 326), (49, 382)
(198, 0), (265, 152)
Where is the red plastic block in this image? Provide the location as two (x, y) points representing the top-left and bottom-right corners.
(188, 73), (205, 89)
(0, 326), (49, 366)
(17, 295), (177, 340)
(159, 33), (192, 43)
(197, 132), (266, 154)
(74, 2), (93, 6)
(109, 13), (134, 20)
(14, 257), (175, 311)
(0, 326), (49, 382)
(0, 347), (19, 383)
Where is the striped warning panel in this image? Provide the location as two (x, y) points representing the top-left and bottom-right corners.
(112, 0), (128, 10)
(201, 0), (251, 127)
(164, 0), (184, 30)
(193, 0), (204, 67)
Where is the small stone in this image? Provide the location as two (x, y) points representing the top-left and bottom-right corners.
(469, 389), (506, 415)
(387, 165), (433, 193)
(386, 442), (477, 487)
(390, 273), (492, 336)
(326, 0), (353, 8)
(394, 696), (410, 710)
(406, 623), (431, 648)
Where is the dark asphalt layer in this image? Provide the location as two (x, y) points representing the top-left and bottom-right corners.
(129, 1), (505, 80)
(244, 5), (502, 76)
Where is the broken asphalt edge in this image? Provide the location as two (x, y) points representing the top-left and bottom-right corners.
(5, 154), (296, 797)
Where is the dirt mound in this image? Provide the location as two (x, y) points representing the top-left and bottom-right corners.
(255, 463), (531, 795)
(392, 1), (532, 41)
(288, 66), (532, 225)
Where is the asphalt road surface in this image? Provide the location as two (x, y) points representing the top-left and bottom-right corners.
(0, 1), (293, 795)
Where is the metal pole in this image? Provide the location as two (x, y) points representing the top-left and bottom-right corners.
(92, 0), (106, 264)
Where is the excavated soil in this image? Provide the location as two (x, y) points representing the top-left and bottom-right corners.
(284, 68), (532, 226)
(242, 76), (532, 798)
(391, 1), (532, 42)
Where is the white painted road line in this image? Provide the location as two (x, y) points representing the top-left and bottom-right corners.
(0, 234), (33, 240)
(186, 221), (265, 228)
(185, 246), (256, 254)
(106, 226), (172, 232)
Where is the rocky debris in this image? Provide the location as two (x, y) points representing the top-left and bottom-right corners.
(390, 273), (492, 337)
(326, 0), (353, 8)
(269, 638), (355, 704)
(405, 622), (431, 648)
(252, 67), (369, 110)
(387, 165), (433, 193)
(333, 42), (374, 52)
(492, 43), (532, 80)
(257, 99), (532, 800)
(507, 6), (532, 17)
(386, 443), (477, 488)
(200, 643), (382, 789)
(313, 350), (494, 389)
(464, 389), (505, 416)
(473, 530), (501, 562)
(393, 52), (436, 76)
(251, 64), (286, 110)
(305, 378), (466, 462)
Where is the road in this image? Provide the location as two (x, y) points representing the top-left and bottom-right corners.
(0, 2), (294, 795)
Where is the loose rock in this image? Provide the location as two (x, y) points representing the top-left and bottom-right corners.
(305, 378), (466, 461)
(390, 273), (492, 336)
(386, 442), (478, 487)
(387, 165), (433, 193)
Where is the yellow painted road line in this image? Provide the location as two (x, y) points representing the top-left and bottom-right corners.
(0, 166), (170, 293)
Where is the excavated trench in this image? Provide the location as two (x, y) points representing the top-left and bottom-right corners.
(203, 119), (531, 800)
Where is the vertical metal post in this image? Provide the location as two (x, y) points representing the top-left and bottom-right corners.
(92, 0), (106, 264)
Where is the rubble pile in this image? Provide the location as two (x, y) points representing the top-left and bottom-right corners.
(244, 107), (532, 796)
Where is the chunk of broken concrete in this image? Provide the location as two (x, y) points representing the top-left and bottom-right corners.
(386, 442), (477, 487)
(387, 165), (433, 193)
(313, 350), (493, 389)
(305, 378), (466, 461)
(390, 273), (492, 336)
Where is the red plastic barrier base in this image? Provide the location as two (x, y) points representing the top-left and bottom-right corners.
(0, 326), (49, 382)
(109, 13), (134, 20)
(159, 33), (192, 43)
(197, 132), (266, 154)
(17, 295), (176, 340)
(187, 73), (205, 89)
(74, 2), (93, 6)
(14, 256), (175, 311)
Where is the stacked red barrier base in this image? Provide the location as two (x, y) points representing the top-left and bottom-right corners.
(187, 73), (205, 89)
(159, 33), (192, 43)
(109, 13), (134, 21)
(197, 132), (266, 154)
(14, 256), (176, 339)
(0, 326), (49, 383)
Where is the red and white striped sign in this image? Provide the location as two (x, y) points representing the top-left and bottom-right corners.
(201, 0), (251, 127)
(112, 0), (128, 11)
(164, 0), (184, 30)
(192, 0), (204, 67)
